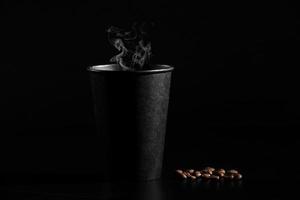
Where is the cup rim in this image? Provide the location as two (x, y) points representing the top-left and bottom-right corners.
(87, 64), (174, 74)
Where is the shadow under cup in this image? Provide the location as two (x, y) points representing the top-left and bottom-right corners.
(88, 64), (173, 180)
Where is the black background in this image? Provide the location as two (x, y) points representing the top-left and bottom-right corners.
(1, 0), (299, 183)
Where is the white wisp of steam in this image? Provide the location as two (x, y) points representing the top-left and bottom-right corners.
(107, 23), (152, 71)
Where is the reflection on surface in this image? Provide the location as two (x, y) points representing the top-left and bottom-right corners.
(96, 180), (164, 200)
(179, 178), (243, 190)
(135, 180), (164, 200)
(3, 179), (244, 200)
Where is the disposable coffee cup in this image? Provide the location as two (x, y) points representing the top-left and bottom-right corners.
(88, 64), (173, 180)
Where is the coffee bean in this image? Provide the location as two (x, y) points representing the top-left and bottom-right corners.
(190, 175), (197, 179)
(201, 173), (211, 178)
(187, 169), (195, 174)
(181, 173), (187, 179)
(185, 172), (192, 177)
(216, 169), (226, 174)
(184, 172), (196, 179)
(209, 175), (220, 180)
(185, 172), (192, 178)
(205, 167), (215, 172)
(214, 171), (225, 177)
(227, 169), (238, 174)
(224, 174), (235, 179)
(235, 173), (243, 180)
(176, 170), (188, 179)
(201, 169), (213, 175)
(195, 171), (202, 177)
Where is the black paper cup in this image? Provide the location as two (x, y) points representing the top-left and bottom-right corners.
(88, 64), (173, 180)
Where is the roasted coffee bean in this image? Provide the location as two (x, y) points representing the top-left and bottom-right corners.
(187, 169), (195, 174)
(224, 174), (235, 179)
(176, 170), (187, 179)
(181, 173), (187, 179)
(214, 171), (225, 177)
(209, 175), (220, 180)
(185, 172), (196, 179)
(185, 172), (192, 177)
(227, 169), (238, 174)
(195, 171), (202, 177)
(216, 169), (226, 174)
(201, 173), (211, 178)
(183, 172), (191, 178)
(190, 175), (197, 179)
(205, 167), (215, 172)
(235, 173), (243, 180)
(201, 169), (213, 175)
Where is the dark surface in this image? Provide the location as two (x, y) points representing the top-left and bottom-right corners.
(1, 125), (299, 199)
(1, 161), (299, 200)
(2, 179), (292, 200)
(1, 0), (299, 199)
(1, 130), (300, 199)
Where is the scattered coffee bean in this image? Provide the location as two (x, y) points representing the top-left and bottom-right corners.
(175, 167), (242, 181)
(224, 174), (235, 179)
(190, 175), (197, 179)
(205, 167), (215, 172)
(181, 173), (187, 179)
(209, 175), (220, 180)
(214, 171), (225, 177)
(176, 170), (187, 179)
(186, 172), (194, 178)
(216, 169), (226, 174)
(201, 169), (213, 175)
(235, 173), (243, 180)
(227, 169), (239, 174)
(185, 172), (196, 179)
(195, 171), (202, 177)
(201, 173), (211, 178)
(184, 172), (190, 176)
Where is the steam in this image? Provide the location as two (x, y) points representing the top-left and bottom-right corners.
(107, 23), (152, 70)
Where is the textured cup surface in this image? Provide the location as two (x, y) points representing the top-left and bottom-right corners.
(88, 64), (173, 180)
